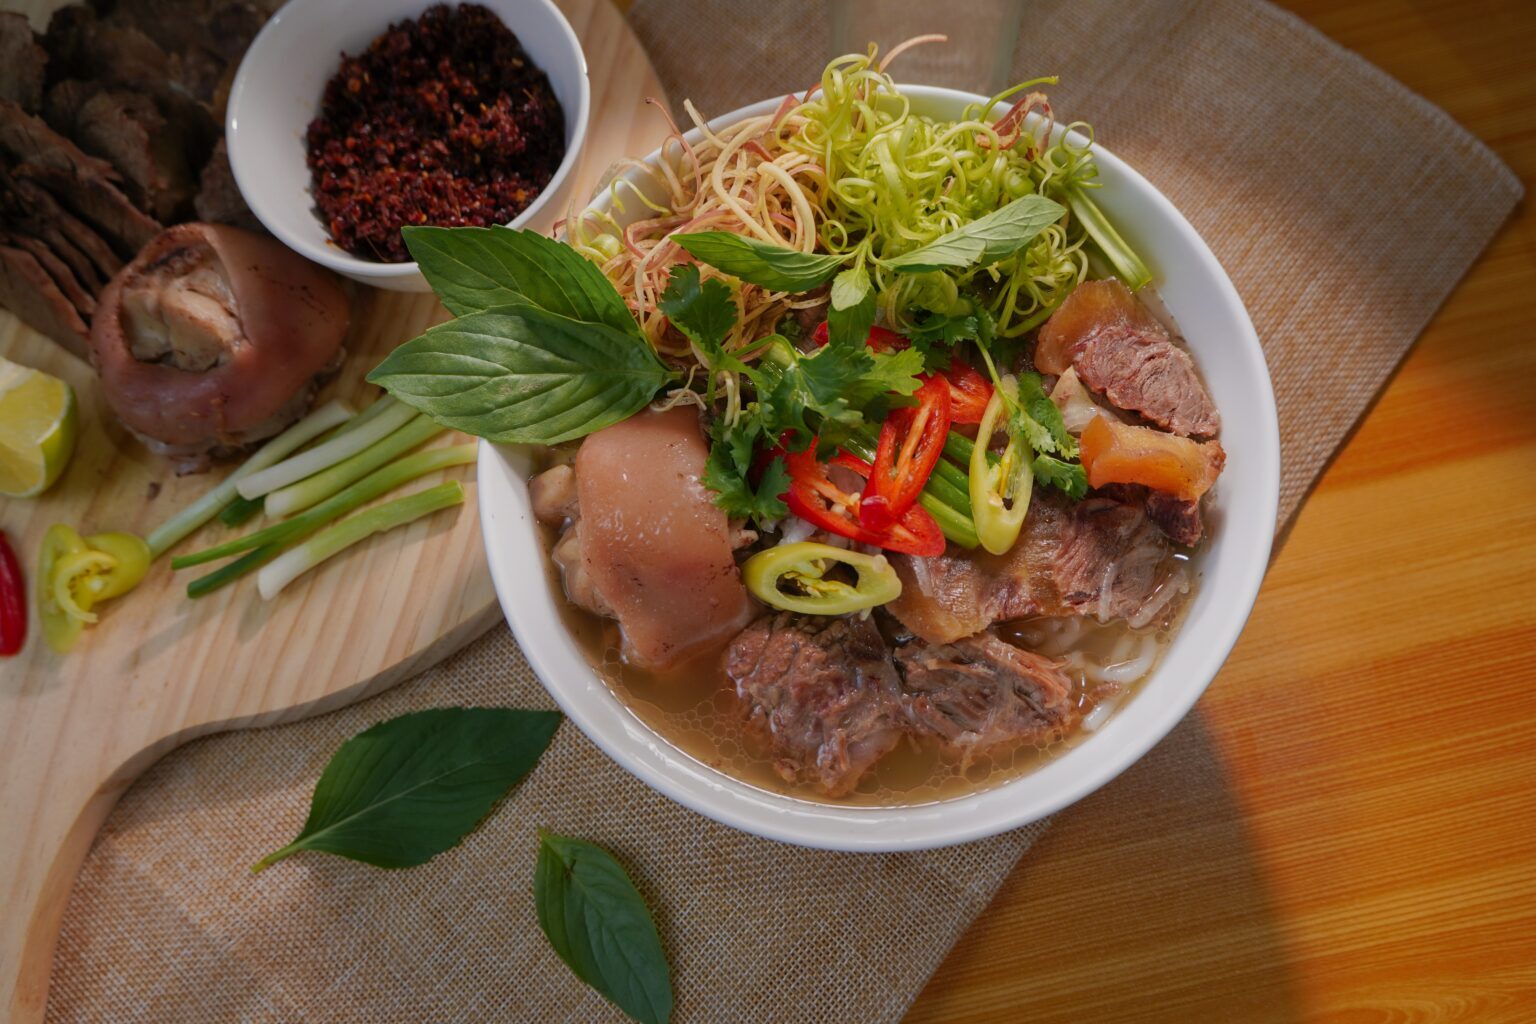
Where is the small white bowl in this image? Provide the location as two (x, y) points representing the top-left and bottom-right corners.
(479, 87), (1281, 851)
(226, 0), (591, 291)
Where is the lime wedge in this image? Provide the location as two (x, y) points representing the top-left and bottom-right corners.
(0, 356), (79, 498)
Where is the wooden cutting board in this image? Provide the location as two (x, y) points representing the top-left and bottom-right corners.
(0, 1), (666, 1018)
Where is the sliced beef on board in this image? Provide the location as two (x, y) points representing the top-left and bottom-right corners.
(0, 164), (118, 290)
(895, 632), (1077, 755)
(0, 244), (90, 357)
(193, 138), (258, 231)
(726, 613), (908, 798)
(888, 490), (1179, 645)
(2, 231), (94, 319)
(0, 12), (47, 113)
(1035, 278), (1220, 438)
(0, 98), (161, 255)
(44, 80), (195, 221)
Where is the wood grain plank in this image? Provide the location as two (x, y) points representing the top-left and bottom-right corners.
(908, 0), (1536, 1019)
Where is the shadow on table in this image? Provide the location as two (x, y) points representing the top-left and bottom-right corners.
(909, 708), (1303, 1024)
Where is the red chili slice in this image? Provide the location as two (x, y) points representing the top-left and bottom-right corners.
(0, 531), (25, 656)
(811, 321), (992, 424)
(861, 375), (951, 530)
(810, 320), (909, 352)
(941, 357), (993, 425)
(780, 443), (944, 557)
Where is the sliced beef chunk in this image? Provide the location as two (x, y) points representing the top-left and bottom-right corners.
(0, 98), (161, 254)
(895, 633), (1076, 755)
(44, 80), (194, 221)
(2, 231), (94, 319)
(1036, 279), (1219, 438)
(0, 164), (117, 289)
(888, 491), (1177, 643)
(193, 138), (259, 230)
(0, 12), (47, 113)
(1097, 483), (1205, 546)
(726, 613), (906, 797)
(0, 244), (90, 357)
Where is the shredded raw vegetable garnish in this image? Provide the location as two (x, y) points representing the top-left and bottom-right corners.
(568, 37), (1150, 375)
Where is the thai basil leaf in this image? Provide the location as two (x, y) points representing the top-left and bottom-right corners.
(673, 232), (846, 292)
(402, 225), (636, 333)
(535, 831), (673, 1024)
(253, 708), (561, 871)
(825, 266), (876, 350)
(367, 304), (670, 445)
(884, 194), (1066, 272)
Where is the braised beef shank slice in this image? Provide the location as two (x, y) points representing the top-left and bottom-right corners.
(1036, 279), (1220, 438)
(895, 633), (1077, 754)
(726, 613), (907, 797)
(0, 244), (90, 357)
(44, 80), (194, 221)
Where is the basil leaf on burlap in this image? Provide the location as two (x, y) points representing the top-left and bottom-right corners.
(367, 304), (671, 445)
(535, 830), (673, 1024)
(402, 225), (636, 330)
(253, 708), (561, 871)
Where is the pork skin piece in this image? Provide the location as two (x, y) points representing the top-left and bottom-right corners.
(895, 633), (1077, 755)
(91, 222), (348, 468)
(725, 612), (906, 797)
(1036, 278), (1220, 438)
(887, 491), (1173, 644)
(573, 406), (756, 670)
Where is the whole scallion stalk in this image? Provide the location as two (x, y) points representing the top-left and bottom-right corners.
(262, 414), (445, 518)
(174, 443), (476, 570)
(144, 400), (354, 559)
(256, 481), (465, 600)
(237, 399), (417, 500)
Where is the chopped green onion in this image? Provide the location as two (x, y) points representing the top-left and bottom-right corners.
(256, 481), (465, 600)
(236, 399), (417, 501)
(144, 400), (354, 559)
(262, 414), (446, 518)
(174, 443), (476, 570)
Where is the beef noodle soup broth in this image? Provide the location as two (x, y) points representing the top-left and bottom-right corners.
(540, 509), (1197, 807)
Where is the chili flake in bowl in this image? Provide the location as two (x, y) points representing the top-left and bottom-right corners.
(305, 3), (566, 263)
(226, 0), (589, 290)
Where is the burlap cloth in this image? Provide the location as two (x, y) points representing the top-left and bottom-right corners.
(47, 1), (1521, 1021)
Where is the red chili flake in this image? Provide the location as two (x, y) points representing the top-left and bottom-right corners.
(304, 3), (566, 263)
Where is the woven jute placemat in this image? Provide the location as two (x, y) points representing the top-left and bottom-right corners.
(47, 1), (1520, 1021)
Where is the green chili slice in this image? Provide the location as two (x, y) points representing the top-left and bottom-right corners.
(742, 541), (902, 615)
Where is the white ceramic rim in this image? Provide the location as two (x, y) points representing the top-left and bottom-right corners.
(479, 86), (1281, 851)
(225, 0), (592, 281)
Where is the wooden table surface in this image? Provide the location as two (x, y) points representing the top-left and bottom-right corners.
(907, 1), (1536, 1020)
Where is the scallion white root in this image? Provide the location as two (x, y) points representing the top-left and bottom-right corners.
(237, 399), (417, 500)
(145, 399), (355, 558)
(256, 481), (465, 599)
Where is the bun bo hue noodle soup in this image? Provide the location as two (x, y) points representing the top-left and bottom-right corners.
(375, 41), (1226, 805)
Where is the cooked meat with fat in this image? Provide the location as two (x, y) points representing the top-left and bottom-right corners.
(193, 138), (259, 230)
(3, 231), (94, 320)
(895, 633), (1076, 754)
(0, 13), (46, 113)
(571, 407), (757, 670)
(726, 613), (907, 797)
(91, 222), (348, 469)
(0, 98), (161, 255)
(1035, 279), (1219, 438)
(1095, 483), (1205, 546)
(888, 491), (1175, 644)
(0, 164), (119, 288)
(0, 243), (90, 357)
(44, 80), (195, 221)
